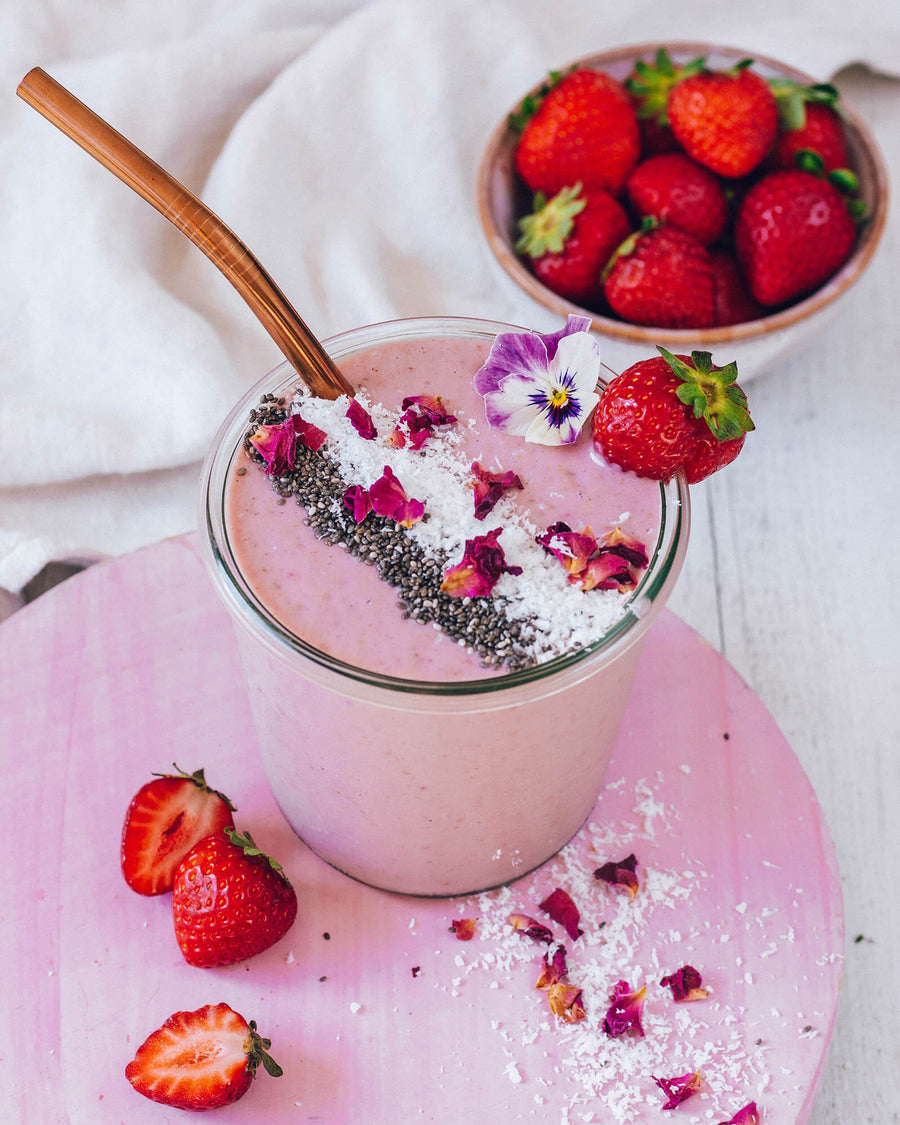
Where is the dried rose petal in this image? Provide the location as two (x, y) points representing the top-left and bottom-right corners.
(293, 415), (327, 452)
(369, 465), (425, 527)
(660, 965), (710, 1003)
(346, 399), (377, 439)
(390, 394), (457, 449)
(507, 913), (553, 945)
(547, 981), (586, 1023)
(717, 1105), (760, 1125)
(539, 888), (584, 941)
(602, 979), (647, 1038)
(343, 484), (373, 524)
(594, 853), (639, 899)
(652, 1071), (704, 1110)
(450, 918), (477, 941)
(470, 461), (524, 520)
(538, 522), (648, 592)
(441, 528), (522, 598)
(600, 526), (649, 569)
(535, 945), (569, 990)
(248, 413), (325, 476)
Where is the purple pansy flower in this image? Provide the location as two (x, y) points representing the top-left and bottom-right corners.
(473, 315), (601, 446)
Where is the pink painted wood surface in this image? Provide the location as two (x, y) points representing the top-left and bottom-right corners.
(0, 534), (843, 1124)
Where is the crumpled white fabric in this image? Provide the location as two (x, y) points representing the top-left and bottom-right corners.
(0, 0), (898, 596)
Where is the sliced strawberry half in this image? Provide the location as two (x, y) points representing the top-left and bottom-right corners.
(125, 1002), (282, 1111)
(121, 765), (236, 895)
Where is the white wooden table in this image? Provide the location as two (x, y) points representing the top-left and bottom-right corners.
(666, 62), (900, 1125)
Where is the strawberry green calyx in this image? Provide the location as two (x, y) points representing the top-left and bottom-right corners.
(224, 827), (290, 882)
(769, 78), (843, 131)
(657, 347), (754, 442)
(516, 184), (587, 257)
(626, 48), (706, 125)
(243, 1020), (284, 1079)
(507, 69), (567, 132)
(152, 764), (237, 812)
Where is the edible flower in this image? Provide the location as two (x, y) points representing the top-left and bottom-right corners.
(546, 982), (586, 1024)
(507, 913), (553, 945)
(602, 979), (647, 1038)
(652, 1071), (704, 1111)
(716, 1104), (760, 1125)
(440, 528), (522, 598)
(248, 413), (327, 475)
(473, 314), (601, 446)
(346, 399), (377, 439)
(342, 465), (424, 528)
(660, 965), (710, 1003)
(390, 394), (457, 450)
(594, 852), (640, 899)
(539, 888), (584, 941)
(470, 461), (524, 520)
(450, 918), (477, 941)
(535, 945), (569, 990)
(538, 524), (648, 592)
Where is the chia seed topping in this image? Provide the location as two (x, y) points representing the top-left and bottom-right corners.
(242, 386), (645, 673)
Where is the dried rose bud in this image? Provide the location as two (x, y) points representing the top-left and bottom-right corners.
(652, 1071), (704, 1110)
(660, 965), (710, 1003)
(539, 888), (584, 941)
(594, 853), (639, 899)
(507, 913), (553, 945)
(449, 918), (477, 941)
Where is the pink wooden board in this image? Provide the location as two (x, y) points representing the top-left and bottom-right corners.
(0, 534), (842, 1124)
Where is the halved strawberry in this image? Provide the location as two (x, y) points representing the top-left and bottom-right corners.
(121, 765), (236, 896)
(125, 1002), (282, 1111)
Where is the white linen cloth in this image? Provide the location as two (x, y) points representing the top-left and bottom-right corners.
(0, 0), (898, 597)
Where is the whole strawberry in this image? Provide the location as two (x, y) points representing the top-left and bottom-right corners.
(516, 183), (632, 304)
(667, 60), (778, 178)
(710, 250), (763, 326)
(121, 765), (236, 896)
(172, 827), (298, 967)
(513, 68), (640, 197)
(770, 88), (849, 173)
(734, 168), (857, 305)
(126, 1003), (282, 1111)
(603, 224), (716, 329)
(592, 348), (753, 484)
(626, 153), (729, 246)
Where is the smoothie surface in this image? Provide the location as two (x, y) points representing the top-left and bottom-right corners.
(225, 333), (663, 681)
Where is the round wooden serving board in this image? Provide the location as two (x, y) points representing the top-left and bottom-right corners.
(0, 534), (842, 1124)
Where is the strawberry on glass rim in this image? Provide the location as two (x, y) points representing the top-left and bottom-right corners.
(592, 348), (753, 484)
(125, 1002), (282, 1111)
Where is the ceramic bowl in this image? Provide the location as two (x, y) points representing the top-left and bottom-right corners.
(477, 42), (889, 378)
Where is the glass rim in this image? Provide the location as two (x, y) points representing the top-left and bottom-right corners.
(199, 315), (691, 698)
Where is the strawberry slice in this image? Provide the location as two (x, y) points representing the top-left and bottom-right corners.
(121, 765), (236, 896)
(125, 1002), (282, 1111)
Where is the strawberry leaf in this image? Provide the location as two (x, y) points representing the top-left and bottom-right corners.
(516, 183), (586, 257)
(245, 1020), (284, 1079)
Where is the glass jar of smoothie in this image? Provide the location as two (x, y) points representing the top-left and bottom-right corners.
(199, 317), (690, 896)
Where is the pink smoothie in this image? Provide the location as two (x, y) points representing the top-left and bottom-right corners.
(203, 318), (689, 895)
(225, 333), (662, 682)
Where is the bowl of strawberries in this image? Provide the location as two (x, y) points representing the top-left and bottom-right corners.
(477, 43), (888, 377)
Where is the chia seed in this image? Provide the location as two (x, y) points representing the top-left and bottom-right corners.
(243, 424), (540, 672)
